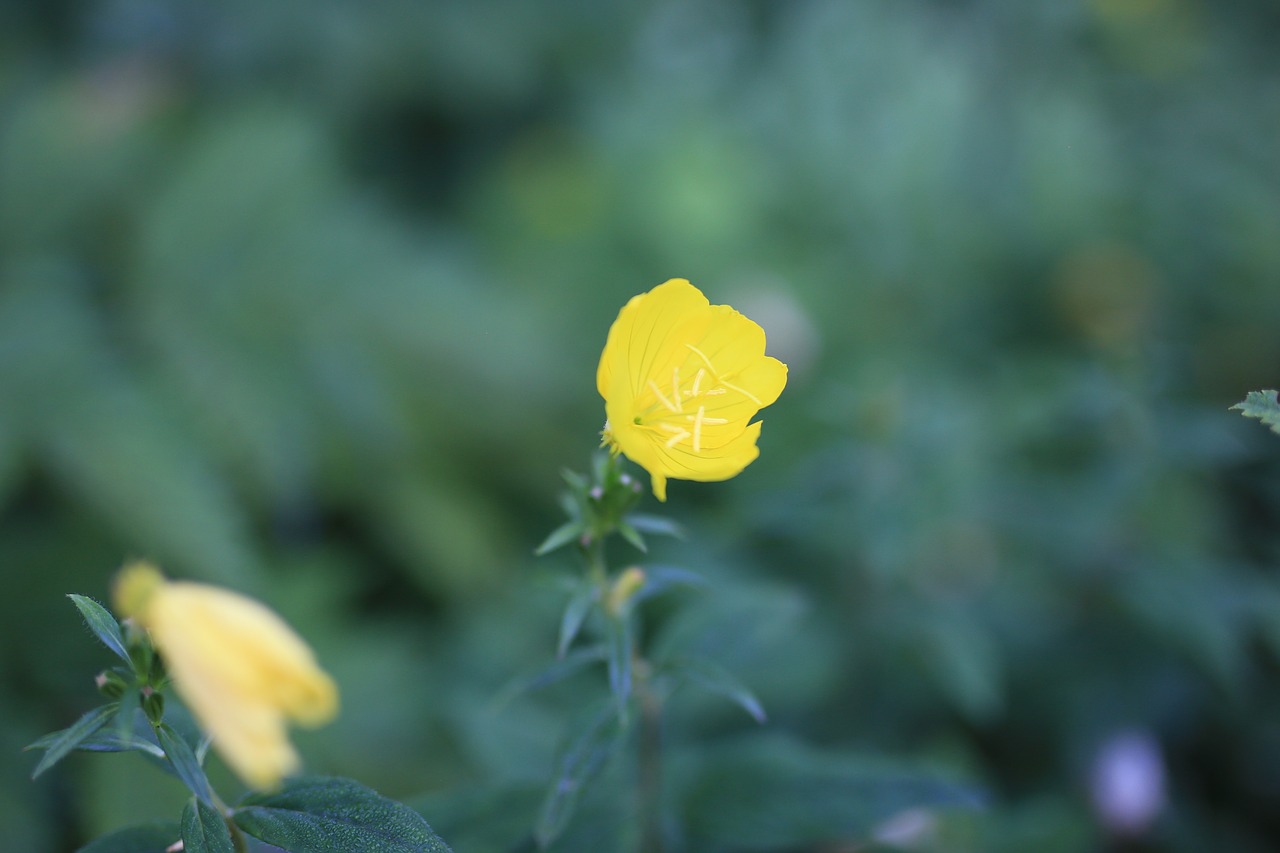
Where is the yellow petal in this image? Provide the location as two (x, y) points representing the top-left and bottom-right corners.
(117, 565), (338, 790)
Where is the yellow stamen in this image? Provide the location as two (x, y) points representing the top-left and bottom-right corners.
(647, 379), (680, 413)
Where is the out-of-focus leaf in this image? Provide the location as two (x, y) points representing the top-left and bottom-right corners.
(27, 704), (115, 778)
(75, 822), (182, 853)
(535, 701), (630, 848)
(67, 594), (130, 662)
(234, 775), (452, 852)
(606, 613), (633, 719)
(557, 581), (598, 658)
(535, 520), (585, 556)
(491, 645), (606, 709)
(623, 513), (684, 539)
(663, 656), (766, 723)
(1232, 390), (1280, 435)
(633, 565), (709, 606)
(616, 519), (646, 552)
(181, 798), (234, 853)
(680, 736), (983, 851)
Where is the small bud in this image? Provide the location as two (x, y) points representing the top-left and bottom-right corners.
(142, 689), (165, 725)
(589, 485), (604, 501)
(95, 670), (128, 699)
(606, 566), (646, 616)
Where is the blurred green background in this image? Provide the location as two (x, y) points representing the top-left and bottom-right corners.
(4, 0), (1280, 850)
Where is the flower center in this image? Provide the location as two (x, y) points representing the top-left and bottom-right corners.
(635, 344), (760, 453)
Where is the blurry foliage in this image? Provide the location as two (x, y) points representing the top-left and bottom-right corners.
(4, 0), (1280, 850)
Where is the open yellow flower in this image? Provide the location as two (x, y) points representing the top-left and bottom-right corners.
(113, 561), (338, 790)
(597, 278), (787, 501)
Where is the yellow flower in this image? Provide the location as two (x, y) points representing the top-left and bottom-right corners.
(113, 561), (338, 790)
(597, 278), (787, 501)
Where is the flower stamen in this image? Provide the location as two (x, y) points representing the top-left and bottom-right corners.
(647, 379), (681, 413)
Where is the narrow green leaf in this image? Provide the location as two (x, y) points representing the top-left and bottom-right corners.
(616, 519), (647, 553)
(634, 565), (709, 605)
(557, 582), (598, 658)
(234, 775), (453, 852)
(623, 513), (685, 539)
(27, 704), (115, 778)
(535, 520), (585, 556)
(156, 723), (214, 806)
(28, 720), (165, 758)
(665, 656), (767, 723)
(115, 687), (141, 745)
(68, 594), (131, 662)
(606, 614), (634, 721)
(492, 646), (607, 710)
(536, 702), (630, 848)
(76, 822), (181, 853)
(181, 798), (235, 853)
(1232, 390), (1280, 435)
(561, 468), (589, 494)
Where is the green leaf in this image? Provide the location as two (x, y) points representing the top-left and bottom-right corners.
(1232, 390), (1280, 435)
(664, 656), (767, 723)
(534, 520), (585, 556)
(681, 736), (983, 851)
(535, 701), (630, 848)
(182, 798), (235, 853)
(491, 645), (607, 709)
(156, 723), (214, 806)
(27, 703), (116, 778)
(76, 822), (181, 853)
(616, 519), (647, 552)
(557, 581), (598, 658)
(606, 613), (634, 720)
(27, 717), (165, 758)
(234, 776), (452, 853)
(634, 565), (709, 605)
(623, 513), (684, 539)
(68, 594), (131, 662)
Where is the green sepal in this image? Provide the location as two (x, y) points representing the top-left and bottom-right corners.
(233, 775), (453, 852)
(535, 700), (631, 848)
(535, 520), (586, 556)
(75, 822), (181, 853)
(27, 703), (116, 778)
(557, 581), (598, 658)
(68, 594), (131, 663)
(662, 656), (767, 723)
(1232, 390), (1280, 435)
(156, 722), (214, 806)
(181, 798), (235, 853)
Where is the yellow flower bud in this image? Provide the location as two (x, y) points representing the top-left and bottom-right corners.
(606, 566), (647, 616)
(112, 561), (338, 790)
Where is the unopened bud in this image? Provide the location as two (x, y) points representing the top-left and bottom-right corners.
(95, 670), (128, 699)
(606, 567), (646, 615)
(142, 689), (165, 725)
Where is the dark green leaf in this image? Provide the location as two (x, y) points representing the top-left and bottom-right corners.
(27, 703), (115, 778)
(1231, 390), (1280, 435)
(68, 594), (131, 662)
(557, 581), (598, 658)
(234, 775), (452, 853)
(76, 822), (181, 853)
(182, 798), (235, 853)
(535, 520), (585, 556)
(681, 736), (984, 851)
(492, 645), (607, 709)
(156, 723), (214, 806)
(28, 717), (164, 758)
(623, 513), (684, 539)
(665, 656), (767, 723)
(535, 701), (630, 848)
